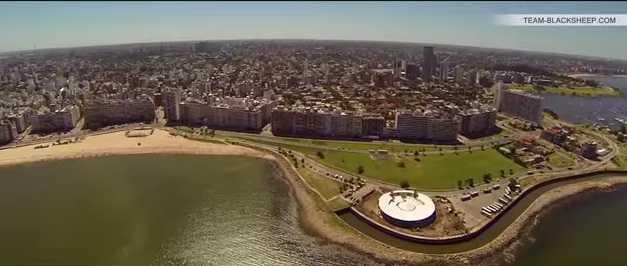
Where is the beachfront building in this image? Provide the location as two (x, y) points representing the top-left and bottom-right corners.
(378, 190), (436, 228)
(83, 95), (156, 128)
(271, 105), (363, 138)
(180, 96), (277, 132)
(30, 105), (81, 133)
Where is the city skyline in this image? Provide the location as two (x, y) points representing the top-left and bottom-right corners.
(1, 1), (627, 60)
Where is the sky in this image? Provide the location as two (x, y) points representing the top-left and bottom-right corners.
(1, 1), (627, 59)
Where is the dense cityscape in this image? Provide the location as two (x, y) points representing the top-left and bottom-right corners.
(1, 40), (625, 147)
(2, 0), (627, 263)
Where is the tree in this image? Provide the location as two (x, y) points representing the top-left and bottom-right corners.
(500, 169), (505, 177)
(468, 178), (474, 187)
(400, 180), (410, 189)
(301, 158), (305, 164)
(397, 161), (406, 168)
(316, 151), (324, 159)
(357, 165), (364, 174)
(439, 147), (443, 152)
(457, 180), (463, 189)
(483, 173), (492, 183)
(413, 151), (419, 156)
(509, 168), (514, 175)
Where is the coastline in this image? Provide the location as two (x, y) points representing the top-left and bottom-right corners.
(1, 129), (627, 265)
(0, 129), (273, 168)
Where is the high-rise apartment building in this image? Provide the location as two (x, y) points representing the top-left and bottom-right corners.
(406, 64), (420, 80)
(458, 106), (497, 137)
(395, 110), (459, 141)
(163, 88), (182, 122)
(467, 69), (478, 87)
(440, 61), (449, 82)
(422, 46), (435, 82)
(496, 83), (544, 124)
(454, 65), (464, 84)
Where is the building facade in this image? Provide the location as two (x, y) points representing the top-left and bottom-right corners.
(83, 95), (155, 127)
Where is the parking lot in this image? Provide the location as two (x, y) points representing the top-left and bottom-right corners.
(448, 184), (513, 228)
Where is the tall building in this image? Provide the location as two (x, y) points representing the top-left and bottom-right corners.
(497, 86), (544, 124)
(467, 69), (478, 87)
(406, 64), (420, 80)
(458, 106), (497, 137)
(493, 81), (506, 110)
(372, 69), (394, 87)
(439, 61), (449, 82)
(0, 121), (17, 144)
(454, 65), (464, 84)
(362, 114), (385, 137)
(164, 89), (181, 122)
(395, 110), (459, 141)
(422, 46), (435, 82)
(393, 60), (405, 79)
(83, 96), (156, 127)
(271, 106), (363, 138)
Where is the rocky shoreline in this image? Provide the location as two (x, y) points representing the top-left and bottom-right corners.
(276, 148), (627, 266)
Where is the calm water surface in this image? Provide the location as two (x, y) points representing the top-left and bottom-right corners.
(0, 155), (381, 266)
(511, 186), (627, 266)
(541, 76), (627, 128)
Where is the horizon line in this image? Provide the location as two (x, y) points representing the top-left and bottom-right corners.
(2, 38), (622, 61)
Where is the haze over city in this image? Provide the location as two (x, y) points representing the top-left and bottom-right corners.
(2, 1), (627, 59)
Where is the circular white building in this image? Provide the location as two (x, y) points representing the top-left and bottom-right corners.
(378, 190), (436, 228)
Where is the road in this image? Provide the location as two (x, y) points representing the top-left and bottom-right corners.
(214, 130), (515, 155)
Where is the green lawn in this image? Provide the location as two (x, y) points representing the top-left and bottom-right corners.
(327, 197), (350, 211)
(297, 167), (342, 200)
(508, 84), (622, 97)
(314, 149), (524, 190)
(611, 155), (627, 169)
(231, 135), (523, 190)
(547, 152), (576, 168)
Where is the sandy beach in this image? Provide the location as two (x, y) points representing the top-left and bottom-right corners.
(0, 128), (626, 265)
(0, 129), (272, 167)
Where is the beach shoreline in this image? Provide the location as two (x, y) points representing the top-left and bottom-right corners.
(1, 128), (626, 265)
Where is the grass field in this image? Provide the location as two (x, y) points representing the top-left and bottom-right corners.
(175, 128), (523, 190)
(612, 155), (627, 169)
(297, 167), (342, 200)
(507, 84), (622, 97)
(314, 149), (524, 190)
(230, 135), (523, 189)
(547, 152), (576, 168)
(327, 197), (350, 211)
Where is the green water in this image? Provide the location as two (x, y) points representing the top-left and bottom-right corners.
(511, 186), (627, 265)
(0, 155), (379, 266)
